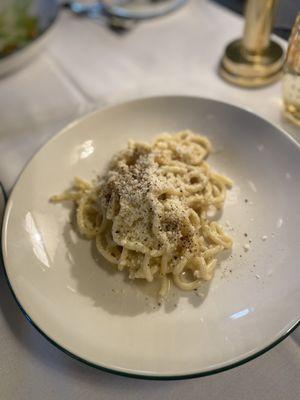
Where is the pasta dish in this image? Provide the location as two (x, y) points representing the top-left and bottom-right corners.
(51, 130), (233, 299)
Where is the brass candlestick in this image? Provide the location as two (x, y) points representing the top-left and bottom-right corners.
(219, 0), (285, 87)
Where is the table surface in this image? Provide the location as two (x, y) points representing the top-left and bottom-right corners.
(0, 1), (299, 398)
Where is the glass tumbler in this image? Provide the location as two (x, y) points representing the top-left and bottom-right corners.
(282, 13), (300, 126)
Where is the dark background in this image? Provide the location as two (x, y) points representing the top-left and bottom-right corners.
(213, 0), (300, 39)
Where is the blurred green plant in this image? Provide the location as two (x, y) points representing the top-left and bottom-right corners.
(0, 0), (39, 58)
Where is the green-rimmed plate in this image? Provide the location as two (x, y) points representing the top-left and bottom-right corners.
(2, 96), (300, 379)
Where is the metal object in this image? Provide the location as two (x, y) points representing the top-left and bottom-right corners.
(219, 0), (285, 88)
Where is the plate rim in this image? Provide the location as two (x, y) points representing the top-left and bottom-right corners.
(1, 95), (300, 379)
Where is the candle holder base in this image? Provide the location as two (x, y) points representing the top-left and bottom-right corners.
(219, 39), (284, 88)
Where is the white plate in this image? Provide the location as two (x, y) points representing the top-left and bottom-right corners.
(102, 0), (187, 20)
(2, 96), (300, 379)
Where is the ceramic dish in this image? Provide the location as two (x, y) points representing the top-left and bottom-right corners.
(2, 96), (300, 379)
(102, 0), (187, 20)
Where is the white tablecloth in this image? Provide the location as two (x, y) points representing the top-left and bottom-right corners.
(0, 1), (299, 398)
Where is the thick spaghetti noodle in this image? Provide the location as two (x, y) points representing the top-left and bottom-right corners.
(51, 131), (233, 299)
